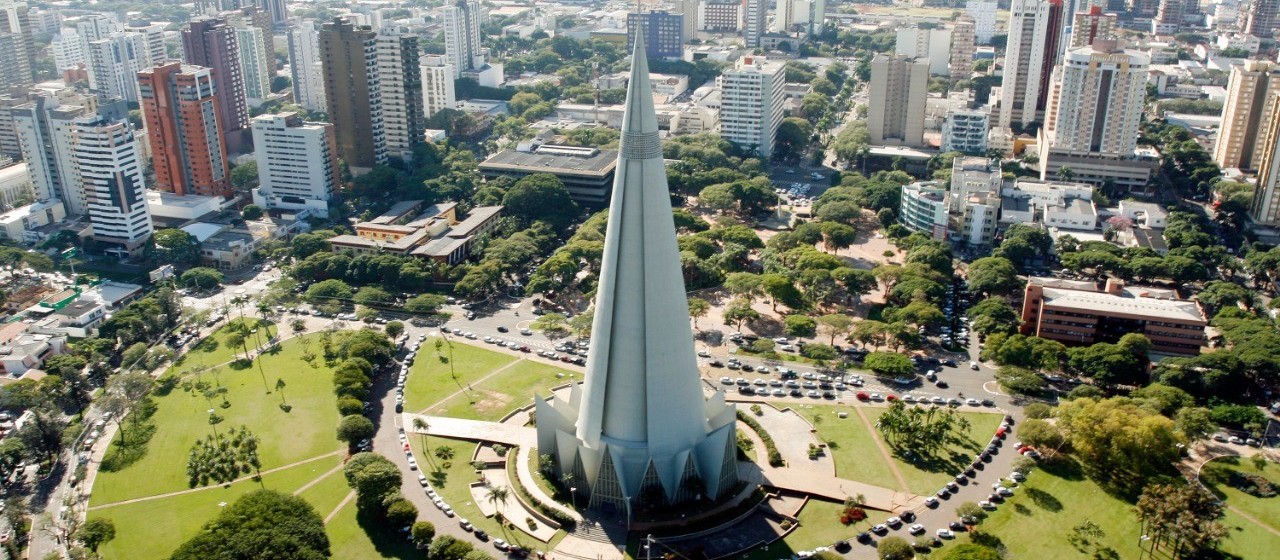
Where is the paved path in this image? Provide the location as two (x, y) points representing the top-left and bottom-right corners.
(88, 451), (342, 510)
(325, 491), (357, 524)
(292, 462), (345, 496)
(403, 413), (536, 447)
(758, 468), (923, 513)
(1179, 442), (1280, 538)
(850, 405), (910, 492)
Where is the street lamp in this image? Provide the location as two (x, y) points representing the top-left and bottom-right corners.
(570, 486), (577, 510)
(624, 495), (632, 532)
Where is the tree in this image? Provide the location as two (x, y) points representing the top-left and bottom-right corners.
(241, 204), (264, 220)
(864, 352), (914, 377)
(336, 415), (375, 444)
(485, 485), (510, 523)
(531, 313), (569, 338)
(79, 518), (117, 553)
(1136, 483), (1227, 558)
(955, 502), (984, 522)
(230, 161), (259, 192)
(180, 267), (224, 290)
(343, 453), (403, 508)
(411, 521), (436, 549)
(994, 366), (1047, 396)
(762, 273), (803, 311)
(1174, 407), (1216, 443)
(723, 298), (759, 330)
(503, 173), (580, 228)
(724, 272), (764, 302)
(150, 228), (200, 264)
(384, 496), (418, 527)
(817, 314), (854, 344)
(429, 535), (475, 560)
(1017, 419), (1065, 452)
(385, 321), (404, 339)
(16, 406), (68, 463)
(784, 314), (817, 338)
(966, 257), (1021, 297)
(170, 490), (329, 560)
(353, 286), (393, 307)
(1056, 397), (1184, 495)
(405, 294), (447, 314)
(688, 297), (710, 329)
(877, 536), (914, 560)
(775, 117), (813, 160)
(306, 279), (353, 304)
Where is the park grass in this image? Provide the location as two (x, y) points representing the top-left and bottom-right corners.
(297, 467), (356, 522)
(436, 358), (574, 421)
(171, 318), (278, 371)
(863, 407), (1004, 495)
(88, 454), (340, 560)
(91, 332), (342, 505)
(410, 437), (526, 547)
(787, 498), (858, 549)
(325, 499), (419, 560)
(1200, 457), (1280, 531)
(1219, 508), (1280, 559)
(793, 406), (900, 491)
(405, 341), (517, 415)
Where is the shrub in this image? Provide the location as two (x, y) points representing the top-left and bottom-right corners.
(737, 411), (784, 467)
(337, 397), (364, 416)
(1227, 471), (1277, 498)
(493, 444), (509, 457)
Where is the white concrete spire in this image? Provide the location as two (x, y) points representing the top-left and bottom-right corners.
(534, 35), (738, 511)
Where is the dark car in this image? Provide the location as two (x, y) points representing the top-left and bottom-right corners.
(937, 488), (950, 498)
(395, 402), (404, 413)
(709, 360), (724, 367)
(943, 359), (957, 367)
(497, 326), (509, 333)
(834, 540), (852, 552)
(474, 530), (488, 541)
(934, 380), (949, 388)
(789, 389), (803, 397)
(950, 521), (966, 531)
(856, 532), (872, 544)
(901, 511), (916, 522)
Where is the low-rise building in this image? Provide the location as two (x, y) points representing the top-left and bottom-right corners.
(0, 200), (66, 243)
(1020, 277), (1206, 355)
(941, 109), (990, 155)
(0, 322), (67, 378)
(326, 202), (502, 265)
(1000, 179), (1098, 231)
(479, 144), (618, 205)
(899, 181), (949, 240)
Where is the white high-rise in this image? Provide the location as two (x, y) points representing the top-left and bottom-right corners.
(251, 112), (338, 218)
(123, 21), (166, 67)
(965, 0), (998, 43)
(998, 0), (1064, 129)
(288, 20), (327, 112)
(896, 26), (952, 75)
(718, 55), (785, 158)
(77, 116), (152, 254)
(774, 0), (795, 33)
(744, 0), (766, 48)
(86, 33), (148, 103)
(237, 26), (272, 100)
(421, 55), (456, 119)
(442, 0), (483, 78)
(51, 29), (85, 71)
(1043, 44), (1147, 158)
(376, 27), (425, 162)
(13, 96), (90, 214)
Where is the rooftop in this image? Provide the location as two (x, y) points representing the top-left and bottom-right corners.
(480, 145), (618, 176)
(1030, 277), (1205, 324)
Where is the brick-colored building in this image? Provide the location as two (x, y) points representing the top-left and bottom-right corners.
(1019, 277), (1206, 355)
(137, 62), (232, 198)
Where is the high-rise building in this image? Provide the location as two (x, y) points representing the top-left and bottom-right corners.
(86, 33), (149, 103)
(13, 93), (97, 214)
(442, 0), (483, 78)
(942, 109), (989, 154)
(256, 0), (288, 25)
(376, 27), (424, 162)
(774, 0), (795, 33)
(701, 0), (742, 32)
(1214, 60), (1280, 171)
(965, 0), (998, 43)
(182, 16), (250, 142)
(671, 0), (698, 39)
(250, 112), (338, 217)
(808, 0), (826, 35)
(896, 26), (952, 76)
(51, 30), (86, 71)
(718, 55), (785, 157)
(225, 6), (273, 69)
(1153, 0), (1190, 34)
(998, 0), (1065, 129)
(868, 54), (929, 147)
(743, 0), (766, 48)
(1250, 94), (1280, 224)
(77, 115), (152, 254)
(421, 55), (456, 119)
(0, 93), (26, 160)
(0, 32), (29, 89)
(0, 2), (34, 87)
(236, 26), (272, 100)
(1244, 0), (1280, 39)
(534, 36), (738, 512)
(76, 13), (121, 43)
(1070, 7), (1117, 48)
(123, 20), (167, 67)
(288, 20), (326, 112)
(627, 11), (684, 60)
(950, 17), (976, 81)
(319, 18), (385, 171)
(1043, 44), (1147, 158)
(137, 62), (232, 198)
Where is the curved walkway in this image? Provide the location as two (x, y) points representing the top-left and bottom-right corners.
(1180, 443), (1280, 538)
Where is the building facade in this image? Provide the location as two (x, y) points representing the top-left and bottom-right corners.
(182, 16), (251, 145)
(718, 55), (785, 158)
(85, 33), (149, 103)
(743, 0), (766, 48)
(998, 0), (1064, 129)
(421, 56), (457, 119)
(1213, 60), (1280, 172)
(76, 116), (152, 254)
(442, 0), (483, 78)
(1070, 7), (1117, 48)
(12, 94), (96, 215)
(868, 54), (928, 147)
(1249, 93), (1280, 225)
(942, 109), (989, 154)
(288, 20), (327, 112)
(137, 62), (233, 198)
(1020, 277), (1206, 355)
(1041, 44), (1147, 159)
(950, 17), (976, 81)
(320, 18), (386, 171)
(896, 26), (951, 76)
(701, 0), (741, 32)
(236, 26), (272, 100)
(376, 28), (425, 162)
(250, 112), (338, 218)
(1244, 0), (1279, 39)
(965, 0), (997, 43)
(899, 181), (949, 240)
(627, 11), (684, 60)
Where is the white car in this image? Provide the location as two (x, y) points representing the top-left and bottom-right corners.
(909, 523), (926, 535)
(720, 377), (734, 385)
(979, 500), (996, 510)
(459, 519), (473, 531)
(936, 528), (955, 539)
(442, 505), (454, 517)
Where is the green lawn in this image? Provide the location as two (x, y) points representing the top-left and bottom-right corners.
(863, 407), (1003, 495)
(89, 454), (341, 560)
(325, 499), (419, 560)
(436, 358), (574, 422)
(410, 437), (533, 547)
(171, 319), (278, 371)
(405, 341), (517, 414)
(1200, 457), (1280, 531)
(91, 332), (342, 505)
(296, 467), (356, 522)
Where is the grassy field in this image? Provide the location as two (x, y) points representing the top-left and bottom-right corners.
(171, 318), (278, 371)
(793, 404), (1003, 495)
(325, 499), (419, 560)
(91, 331), (341, 505)
(89, 455), (342, 560)
(405, 341), (517, 415)
(435, 358), (574, 422)
(296, 467), (356, 522)
(1201, 457), (1280, 531)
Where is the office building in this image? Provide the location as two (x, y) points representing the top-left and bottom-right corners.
(950, 17), (976, 81)
(182, 16), (251, 145)
(0, 2), (33, 87)
(868, 54), (928, 147)
(77, 116), (152, 254)
(480, 144), (617, 205)
(256, 0), (287, 25)
(942, 109), (989, 154)
(288, 20), (327, 112)
(442, 0), (483, 78)
(1213, 60), (1280, 171)
(899, 181), (949, 240)
(320, 18), (385, 171)
(534, 37), (738, 512)
(1249, 93), (1280, 225)
(718, 55), (785, 157)
(998, 0), (1064, 129)
(701, 0), (742, 32)
(1244, 0), (1279, 39)
(137, 62), (232, 198)
(627, 11), (684, 60)
(966, 0), (998, 43)
(896, 26), (951, 76)
(376, 28), (424, 162)
(421, 55), (456, 119)
(250, 112), (338, 218)
(743, 0), (766, 48)
(236, 26), (272, 100)
(1020, 277), (1206, 355)
(1070, 7), (1117, 48)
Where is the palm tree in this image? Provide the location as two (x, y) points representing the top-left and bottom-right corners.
(412, 417), (431, 466)
(275, 378), (287, 406)
(486, 485), (511, 534)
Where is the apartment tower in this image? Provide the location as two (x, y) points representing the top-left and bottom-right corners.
(375, 27), (425, 162)
(442, 0), (483, 78)
(868, 53), (929, 147)
(319, 18), (385, 171)
(287, 20), (327, 112)
(137, 62), (233, 198)
(998, 0), (1064, 129)
(1213, 60), (1280, 171)
(181, 16), (251, 145)
(717, 55), (785, 157)
(250, 112), (338, 218)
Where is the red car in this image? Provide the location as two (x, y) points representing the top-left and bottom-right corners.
(996, 427), (1007, 438)
(886, 394), (899, 401)
(856, 392), (870, 401)
(518, 345), (531, 353)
